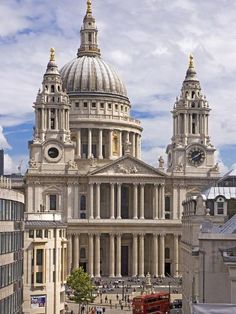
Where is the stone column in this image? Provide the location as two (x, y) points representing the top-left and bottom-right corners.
(109, 130), (113, 159)
(153, 184), (159, 219)
(77, 129), (81, 158)
(110, 183), (115, 219)
(73, 234), (80, 269)
(132, 234), (138, 277)
(159, 184), (165, 219)
(133, 183), (138, 219)
(109, 233), (115, 277)
(95, 234), (101, 278)
(88, 233), (94, 277)
(117, 183), (121, 219)
(135, 134), (139, 158)
(89, 183), (94, 219)
(98, 129), (103, 159)
(189, 114), (193, 134)
(153, 234), (159, 277)
(95, 183), (100, 219)
(159, 233), (165, 277)
(131, 133), (136, 157)
(140, 184), (145, 219)
(173, 185), (178, 220)
(139, 233), (145, 277)
(119, 131), (123, 157)
(88, 128), (92, 158)
(173, 234), (179, 277)
(116, 234), (122, 277)
(67, 234), (72, 275)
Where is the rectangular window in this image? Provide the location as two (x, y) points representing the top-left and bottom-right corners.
(49, 195), (57, 211)
(75, 102), (80, 108)
(100, 103), (104, 109)
(92, 102), (96, 108)
(84, 102), (88, 108)
(53, 248), (56, 265)
(82, 144), (88, 158)
(36, 249), (43, 266)
(36, 272), (43, 284)
(36, 230), (42, 238)
(44, 230), (48, 238)
(217, 202), (224, 215)
(29, 230), (34, 238)
(51, 118), (55, 130)
(108, 103), (112, 109)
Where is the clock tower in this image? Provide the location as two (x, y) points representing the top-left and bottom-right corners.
(29, 48), (75, 173)
(166, 55), (219, 177)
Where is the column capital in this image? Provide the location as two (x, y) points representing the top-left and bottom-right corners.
(115, 233), (122, 237)
(88, 232), (95, 237)
(139, 233), (145, 237)
(153, 233), (159, 238)
(160, 232), (166, 238)
(174, 232), (181, 238)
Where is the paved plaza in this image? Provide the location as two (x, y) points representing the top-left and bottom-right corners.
(66, 276), (182, 314)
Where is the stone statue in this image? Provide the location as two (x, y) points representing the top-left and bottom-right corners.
(124, 140), (132, 155)
(29, 158), (38, 168)
(67, 160), (78, 170)
(158, 156), (164, 169)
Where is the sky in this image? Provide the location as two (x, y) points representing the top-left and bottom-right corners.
(0, 0), (236, 174)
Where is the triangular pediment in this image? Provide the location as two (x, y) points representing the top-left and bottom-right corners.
(89, 155), (166, 177)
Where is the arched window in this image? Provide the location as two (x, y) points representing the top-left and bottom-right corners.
(192, 91), (195, 98)
(80, 248), (86, 259)
(51, 85), (55, 93)
(80, 195), (86, 211)
(58, 85), (60, 92)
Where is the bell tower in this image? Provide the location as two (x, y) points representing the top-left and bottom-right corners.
(29, 48), (75, 173)
(166, 55), (219, 177)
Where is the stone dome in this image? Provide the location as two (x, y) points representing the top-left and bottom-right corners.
(60, 56), (127, 98)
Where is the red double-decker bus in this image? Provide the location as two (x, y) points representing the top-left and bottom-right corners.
(132, 292), (170, 314)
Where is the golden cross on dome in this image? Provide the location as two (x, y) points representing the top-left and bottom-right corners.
(50, 48), (55, 62)
(87, 0), (92, 14)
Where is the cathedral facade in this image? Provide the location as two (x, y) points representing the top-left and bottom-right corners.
(24, 0), (220, 312)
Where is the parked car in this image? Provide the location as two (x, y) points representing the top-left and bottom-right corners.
(172, 299), (182, 309)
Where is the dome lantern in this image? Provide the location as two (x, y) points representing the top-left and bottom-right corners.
(77, 0), (101, 58)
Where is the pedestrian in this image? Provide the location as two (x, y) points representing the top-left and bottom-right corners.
(105, 295), (108, 303)
(102, 307), (105, 313)
(116, 293), (119, 301)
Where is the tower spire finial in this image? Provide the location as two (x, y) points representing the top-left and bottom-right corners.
(189, 54), (194, 68)
(87, 0), (92, 14)
(50, 48), (55, 62)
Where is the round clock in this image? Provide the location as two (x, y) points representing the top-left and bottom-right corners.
(44, 143), (63, 162)
(188, 146), (205, 166)
(48, 147), (59, 159)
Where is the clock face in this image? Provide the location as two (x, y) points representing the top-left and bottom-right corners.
(188, 147), (205, 166)
(48, 147), (59, 159)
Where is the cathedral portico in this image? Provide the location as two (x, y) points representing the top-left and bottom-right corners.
(67, 229), (181, 278)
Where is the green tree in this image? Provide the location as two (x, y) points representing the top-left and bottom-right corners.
(67, 267), (95, 306)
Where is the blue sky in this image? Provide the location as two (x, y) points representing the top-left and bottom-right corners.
(0, 0), (236, 173)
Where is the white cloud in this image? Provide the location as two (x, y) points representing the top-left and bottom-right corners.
(0, 0), (236, 168)
(0, 126), (11, 150)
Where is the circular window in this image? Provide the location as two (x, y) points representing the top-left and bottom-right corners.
(48, 147), (59, 159)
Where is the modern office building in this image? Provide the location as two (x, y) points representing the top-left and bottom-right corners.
(0, 178), (24, 314)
